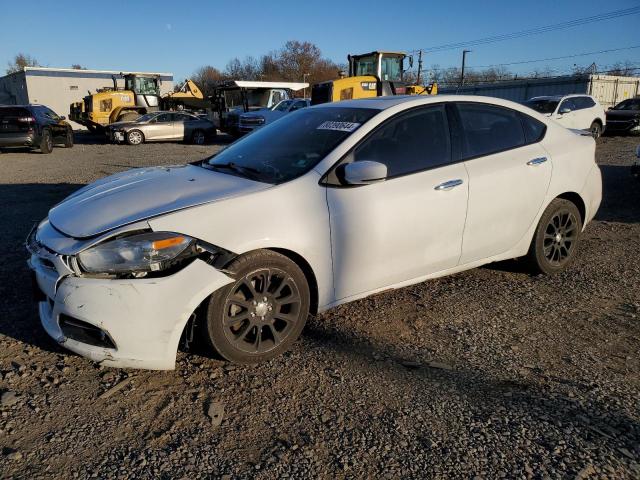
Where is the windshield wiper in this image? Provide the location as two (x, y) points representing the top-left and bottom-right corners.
(207, 161), (262, 180)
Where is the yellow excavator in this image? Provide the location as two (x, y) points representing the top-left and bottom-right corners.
(70, 74), (207, 132)
(311, 51), (437, 105)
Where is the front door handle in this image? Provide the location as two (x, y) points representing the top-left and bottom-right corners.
(527, 157), (548, 166)
(434, 179), (464, 191)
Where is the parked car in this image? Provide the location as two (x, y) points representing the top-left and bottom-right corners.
(524, 94), (606, 138)
(605, 97), (640, 135)
(239, 99), (310, 133)
(0, 104), (73, 154)
(107, 111), (216, 145)
(27, 95), (601, 370)
(633, 145), (640, 180)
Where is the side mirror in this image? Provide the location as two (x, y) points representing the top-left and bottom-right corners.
(559, 107), (571, 114)
(59, 115), (66, 120)
(343, 161), (387, 185)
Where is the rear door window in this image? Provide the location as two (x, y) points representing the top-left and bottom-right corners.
(455, 103), (525, 159)
(155, 113), (172, 123)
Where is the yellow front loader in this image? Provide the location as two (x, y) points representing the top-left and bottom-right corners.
(70, 73), (162, 132)
(311, 51), (437, 105)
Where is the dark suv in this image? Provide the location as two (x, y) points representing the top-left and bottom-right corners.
(0, 105), (73, 154)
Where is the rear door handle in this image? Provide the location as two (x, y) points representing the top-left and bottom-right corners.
(434, 179), (464, 191)
(527, 157), (547, 166)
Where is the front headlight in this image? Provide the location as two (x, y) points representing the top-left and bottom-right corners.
(77, 232), (195, 275)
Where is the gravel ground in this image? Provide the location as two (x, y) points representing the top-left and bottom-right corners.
(0, 133), (639, 479)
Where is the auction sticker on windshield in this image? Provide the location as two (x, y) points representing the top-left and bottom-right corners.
(317, 121), (361, 132)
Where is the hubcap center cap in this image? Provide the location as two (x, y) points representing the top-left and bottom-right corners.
(555, 233), (562, 243)
(255, 301), (270, 317)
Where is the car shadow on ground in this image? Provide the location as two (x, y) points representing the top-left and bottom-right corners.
(300, 319), (640, 467)
(0, 183), (84, 355)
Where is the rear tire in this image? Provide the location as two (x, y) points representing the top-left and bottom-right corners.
(39, 129), (53, 154)
(204, 250), (310, 364)
(525, 198), (582, 275)
(126, 129), (144, 145)
(590, 121), (602, 139)
(64, 129), (74, 148)
(191, 129), (206, 145)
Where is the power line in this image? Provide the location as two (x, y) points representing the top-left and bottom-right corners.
(467, 45), (640, 69)
(406, 6), (640, 54)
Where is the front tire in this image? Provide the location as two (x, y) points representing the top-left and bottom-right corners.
(525, 198), (582, 275)
(204, 250), (310, 364)
(590, 121), (602, 139)
(39, 129), (53, 154)
(191, 129), (206, 145)
(64, 129), (74, 148)
(126, 129), (144, 145)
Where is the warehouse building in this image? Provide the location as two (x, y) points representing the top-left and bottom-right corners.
(439, 74), (640, 108)
(0, 67), (173, 129)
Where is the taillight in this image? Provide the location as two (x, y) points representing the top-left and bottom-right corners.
(17, 116), (36, 123)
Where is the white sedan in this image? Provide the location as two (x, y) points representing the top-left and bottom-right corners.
(27, 95), (602, 369)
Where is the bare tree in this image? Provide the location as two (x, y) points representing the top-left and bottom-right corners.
(607, 61), (637, 76)
(71, 64), (87, 70)
(191, 65), (226, 96)
(6, 53), (39, 74)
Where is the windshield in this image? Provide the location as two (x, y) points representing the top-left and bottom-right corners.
(380, 56), (403, 81)
(353, 55), (377, 76)
(205, 107), (378, 184)
(125, 76), (159, 95)
(272, 100), (293, 112)
(134, 113), (155, 122)
(524, 99), (559, 114)
(613, 99), (640, 110)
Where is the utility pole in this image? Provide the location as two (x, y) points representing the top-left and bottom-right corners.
(303, 73), (310, 99)
(458, 49), (471, 93)
(416, 50), (423, 85)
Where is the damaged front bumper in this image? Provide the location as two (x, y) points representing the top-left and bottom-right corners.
(28, 244), (234, 370)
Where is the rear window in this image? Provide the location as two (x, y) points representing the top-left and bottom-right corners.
(0, 107), (30, 118)
(456, 103), (525, 159)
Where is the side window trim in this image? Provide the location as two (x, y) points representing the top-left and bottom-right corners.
(321, 102), (453, 187)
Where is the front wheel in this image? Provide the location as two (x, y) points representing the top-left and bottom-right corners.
(126, 129), (144, 145)
(191, 129), (205, 145)
(39, 129), (53, 154)
(204, 250), (310, 364)
(525, 198), (582, 275)
(64, 129), (74, 148)
(590, 121), (602, 139)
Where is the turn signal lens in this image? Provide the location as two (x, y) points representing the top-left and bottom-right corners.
(152, 236), (186, 250)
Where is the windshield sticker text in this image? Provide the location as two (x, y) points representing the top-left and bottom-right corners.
(317, 121), (361, 132)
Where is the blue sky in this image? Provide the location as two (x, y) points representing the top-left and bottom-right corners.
(1, 0), (639, 81)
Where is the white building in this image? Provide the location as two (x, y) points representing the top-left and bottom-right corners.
(0, 67), (173, 129)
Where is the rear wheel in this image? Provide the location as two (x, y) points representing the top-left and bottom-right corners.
(204, 250), (310, 364)
(64, 129), (74, 148)
(39, 129), (53, 154)
(191, 129), (206, 145)
(126, 129), (144, 145)
(525, 198), (582, 275)
(590, 121), (602, 139)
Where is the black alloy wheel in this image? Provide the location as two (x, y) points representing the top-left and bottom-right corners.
(204, 250), (310, 364)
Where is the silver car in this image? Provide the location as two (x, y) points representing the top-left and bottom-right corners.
(108, 111), (217, 145)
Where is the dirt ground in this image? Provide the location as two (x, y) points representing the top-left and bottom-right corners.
(0, 132), (639, 479)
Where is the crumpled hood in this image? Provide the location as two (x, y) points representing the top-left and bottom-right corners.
(49, 164), (270, 238)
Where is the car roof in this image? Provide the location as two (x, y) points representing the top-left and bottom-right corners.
(529, 94), (593, 101)
(315, 94), (536, 111)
